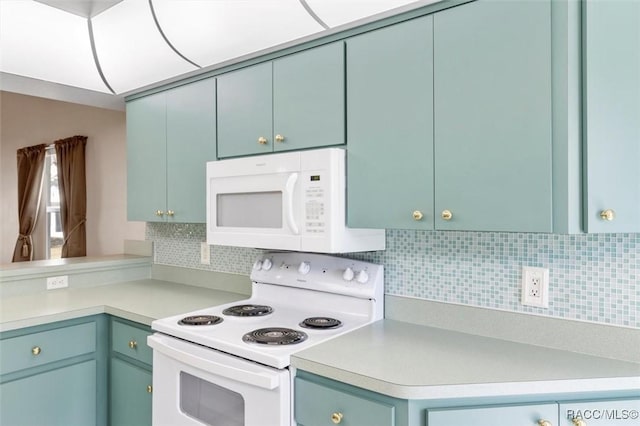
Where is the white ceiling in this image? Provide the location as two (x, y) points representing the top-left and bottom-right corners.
(0, 0), (439, 105)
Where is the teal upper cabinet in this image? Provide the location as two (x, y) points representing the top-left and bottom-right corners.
(346, 16), (434, 230)
(433, 0), (553, 232)
(127, 92), (167, 223)
(273, 42), (345, 152)
(217, 62), (273, 158)
(583, 0), (640, 233)
(127, 77), (216, 222)
(217, 42), (345, 158)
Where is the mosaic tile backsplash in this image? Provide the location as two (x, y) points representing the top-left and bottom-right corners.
(146, 223), (640, 328)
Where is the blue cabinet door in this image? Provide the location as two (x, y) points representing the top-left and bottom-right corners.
(273, 42), (345, 152)
(126, 92), (167, 222)
(110, 358), (152, 426)
(583, 0), (640, 232)
(346, 15), (434, 230)
(217, 62), (273, 157)
(1, 360), (97, 426)
(166, 78), (217, 223)
(427, 403), (558, 426)
(433, 0), (553, 232)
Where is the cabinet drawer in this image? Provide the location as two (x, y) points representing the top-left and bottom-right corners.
(295, 377), (394, 426)
(560, 398), (640, 425)
(112, 320), (152, 365)
(427, 403), (557, 426)
(0, 322), (96, 375)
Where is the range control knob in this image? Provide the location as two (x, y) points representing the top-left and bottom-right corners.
(342, 267), (355, 281)
(298, 261), (311, 275)
(252, 260), (263, 271)
(262, 258), (273, 271)
(356, 270), (369, 284)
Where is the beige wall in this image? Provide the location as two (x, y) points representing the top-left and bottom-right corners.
(0, 91), (144, 264)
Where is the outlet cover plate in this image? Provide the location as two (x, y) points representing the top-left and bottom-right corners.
(521, 266), (549, 308)
(47, 275), (69, 290)
(200, 242), (210, 264)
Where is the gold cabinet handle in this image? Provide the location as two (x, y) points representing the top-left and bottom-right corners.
(147, 385), (153, 393)
(599, 209), (615, 221)
(166, 210), (175, 217)
(412, 210), (424, 221)
(257, 136), (268, 145)
(572, 419), (586, 426)
(330, 412), (343, 424)
(538, 420), (553, 426)
(441, 210), (453, 221)
(275, 134), (285, 143)
(31, 346), (42, 356)
(155, 210), (164, 217)
(128, 340), (137, 349)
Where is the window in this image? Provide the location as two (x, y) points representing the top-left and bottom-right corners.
(44, 149), (62, 259)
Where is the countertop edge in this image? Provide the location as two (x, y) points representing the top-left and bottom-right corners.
(291, 357), (640, 400)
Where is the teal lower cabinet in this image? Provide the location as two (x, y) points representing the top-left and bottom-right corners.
(295, 371), (640, 426)
(0, 316), (108, 426)
(109, 317), (153, 426)
(427, 403), (557, 426)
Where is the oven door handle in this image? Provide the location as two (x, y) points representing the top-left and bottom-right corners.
(148, 334), (280, 390)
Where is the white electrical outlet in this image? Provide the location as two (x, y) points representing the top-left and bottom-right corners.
(521, 266), (549, 308)
(200, 242), (210, 264)
(47, 275), (69, 290)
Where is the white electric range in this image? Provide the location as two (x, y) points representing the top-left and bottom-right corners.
(148, 251), (384, 426)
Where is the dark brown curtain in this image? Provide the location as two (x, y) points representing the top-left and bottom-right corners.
(55, 136), (87, 258)
(12, 144), (47, 262)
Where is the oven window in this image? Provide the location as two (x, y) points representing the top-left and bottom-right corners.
(180, 372), (245, 426)
(217, 192), (282, 228)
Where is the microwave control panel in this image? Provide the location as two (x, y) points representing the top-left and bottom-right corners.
(301, 171), (328, 235)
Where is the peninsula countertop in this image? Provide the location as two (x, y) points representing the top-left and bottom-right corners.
(0, 279), (247, 332)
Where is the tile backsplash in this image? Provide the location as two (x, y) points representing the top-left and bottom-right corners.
(147, 223), (639, 328)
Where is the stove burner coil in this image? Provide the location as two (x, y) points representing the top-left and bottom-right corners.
(222, 304), (273, 317)
(242, 328), (308, 345)
(178, 315), (223, 326)
(300, 317), (342, 329)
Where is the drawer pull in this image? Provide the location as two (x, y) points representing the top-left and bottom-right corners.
(128, 340), (138, 349)
(331, 412), (343, 424)
(412, 210), (423, 221)
(275, 134), (285, 143)
(257, 136), (268, 145)
(31, 346), (42, 356)
(538, 420), (553, 426)
(572, 419), (586, 426)
(441, 209), (453, 221)
(147, 385), (153, 393)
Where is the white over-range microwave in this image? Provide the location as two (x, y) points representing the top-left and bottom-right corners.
(206, 148), (385, 253)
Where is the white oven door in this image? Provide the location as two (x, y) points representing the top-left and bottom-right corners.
(148, 333), (291, 426)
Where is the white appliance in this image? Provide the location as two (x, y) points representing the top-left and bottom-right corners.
(148, 251), (384, 426)
(206, 147), (385, 253)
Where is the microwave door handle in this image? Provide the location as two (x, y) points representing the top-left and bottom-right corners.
(284, 172), (299, 235)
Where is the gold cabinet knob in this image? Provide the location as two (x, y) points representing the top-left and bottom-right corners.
(155, 210), (164, 217)
(412, 210), (424, 221)
(166, 210), (175, 217)
(275, 134), (285, 143)
(147, 385), (153, 393)
(31, 346), (42, 356)
(257, 136), (268, 145)
(128, 340), (137, 349)
(441, 209), (453, 220)
(538, 420), (553, 426)
(599, 209), (615, 221)
(572, 419), (586, 426)
(330, 412), (343, 424)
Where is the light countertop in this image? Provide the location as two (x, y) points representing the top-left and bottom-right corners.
(291, 319), (640, 400)
(0, 279), (247, 332)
